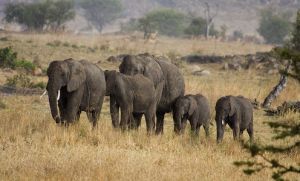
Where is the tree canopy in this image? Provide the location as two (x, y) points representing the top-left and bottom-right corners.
(4, 0), (75, 32)
(257, 9), (292, 44)
(79, 0), (122, 32)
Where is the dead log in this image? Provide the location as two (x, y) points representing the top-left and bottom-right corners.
(0, 85), (45, 96)
(262, 62), (291, 108)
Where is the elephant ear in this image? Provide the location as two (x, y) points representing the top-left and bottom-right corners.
(67, 61), (86, 92)
(229, 96), (236, 116)
(188, 97), (197, 116)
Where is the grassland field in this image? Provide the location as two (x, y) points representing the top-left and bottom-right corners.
(0, 33), (299, 180)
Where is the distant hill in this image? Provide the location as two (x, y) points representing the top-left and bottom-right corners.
(0, 0), (299, 36)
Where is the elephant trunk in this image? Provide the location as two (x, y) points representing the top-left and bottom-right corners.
(47, 82), (61, 124)
(216, 113), (224, 143)
(173, 111), (182, 134)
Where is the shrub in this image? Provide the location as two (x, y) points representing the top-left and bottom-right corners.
(6, 74), (46, 89)
(6, 74), (33, 88)
(0, 47), (18, 69)
(0, 100), (6, 109)
(13, 60), (36, 72)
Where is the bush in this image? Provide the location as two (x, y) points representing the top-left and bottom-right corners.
(257, 9), (292, 44)
(0, 47), (18, 69)
(6, 74), (33, 88)
(13, 60), (36, 72)
(0, 100), (6, 109)
(0, 47), (36, 73)
(6, 74), (46, 89)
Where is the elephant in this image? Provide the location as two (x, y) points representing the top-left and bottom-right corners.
(173, 94), (210, 137)
(119, 53), (185, 134)
(46, 58), (106, 127)
(104, 70), (157, 133)
(215, 95), (254, 143)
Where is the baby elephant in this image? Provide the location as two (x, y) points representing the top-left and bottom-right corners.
(215, 95), (253, 143)
(173, 94), (210, 137)
(104, 70), (157, 133)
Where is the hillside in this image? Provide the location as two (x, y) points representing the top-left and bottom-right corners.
(0, 0), (299, 35)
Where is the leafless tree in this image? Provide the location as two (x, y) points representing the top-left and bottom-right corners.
(204, 2), (218, 39)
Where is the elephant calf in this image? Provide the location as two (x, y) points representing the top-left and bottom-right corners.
(173, 94), (210, 137)
(104, 70), (157, 133)
(215, 95), (254, 143)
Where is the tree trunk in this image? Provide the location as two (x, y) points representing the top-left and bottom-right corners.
(262, 62), (291, 108)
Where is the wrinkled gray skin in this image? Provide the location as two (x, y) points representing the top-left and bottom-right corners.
(119, 53), (185, 134)
(104, 70), (156, 133)
(173, 94), (210, 137)
(46, 59), (106, 127)
(215, 95), (253, 143)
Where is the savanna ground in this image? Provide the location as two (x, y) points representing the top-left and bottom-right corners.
(0, 33), (299, 180)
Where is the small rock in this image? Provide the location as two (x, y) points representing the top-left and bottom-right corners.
(192, 69), (211, 76)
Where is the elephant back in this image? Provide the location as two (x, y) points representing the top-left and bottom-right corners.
(155, 57), (185, 113)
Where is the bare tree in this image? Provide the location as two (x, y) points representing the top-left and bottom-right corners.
(204, 2), (218, 39)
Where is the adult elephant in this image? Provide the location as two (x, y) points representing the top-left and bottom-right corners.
(46, 58), (106, 127)
(119, 53), (185, 134)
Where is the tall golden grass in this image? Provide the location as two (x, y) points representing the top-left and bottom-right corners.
(0, 33), (299, 180)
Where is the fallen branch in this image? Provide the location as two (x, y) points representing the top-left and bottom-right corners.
(262, 62), (291, 108)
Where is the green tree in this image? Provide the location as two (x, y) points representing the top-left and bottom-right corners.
(4, 0), (75, 32)
(79, 0), (122, 32)
(184, 17), (206, 36)
(46, 0), (75, 31)
(257, 9), (292, 44)
(139, 9), (187, 37)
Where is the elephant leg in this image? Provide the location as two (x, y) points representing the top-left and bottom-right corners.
(75, 110), (81, 122)
(247, 122), (254, 143)
(58, 98), (67, 123)
(120, 107), (130, 131)
(91, 96), (104, 128)
(189, 118), (198, 136)
(65, 91), (83, 124)
(145, 112), (155, 134)
(155, 112), (165, 135)
(110, 96), (120, 128)
(86, 111), (99, 128)
(203, 124), (210, 137)
(130, 113), (143, 129)
(233, 122), (240, 141)
(181, 117), (188, 134)
(196, 124), (201, 136)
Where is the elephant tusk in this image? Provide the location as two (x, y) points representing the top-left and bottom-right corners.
(221, 119), (225, 126)
(40, 90), (47, 99)
(57, 90), (60, 101)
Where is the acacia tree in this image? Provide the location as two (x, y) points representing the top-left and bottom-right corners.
(79, 0), (122, 33)
(46, 0), (75, 31)
(138, 9), (187, 37)
(4, 0), (75, 32)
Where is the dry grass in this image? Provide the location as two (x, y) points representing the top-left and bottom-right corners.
(0, 33), (299, 181)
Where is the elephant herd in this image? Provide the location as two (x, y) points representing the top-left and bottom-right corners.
(46, 53), (254, 143)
